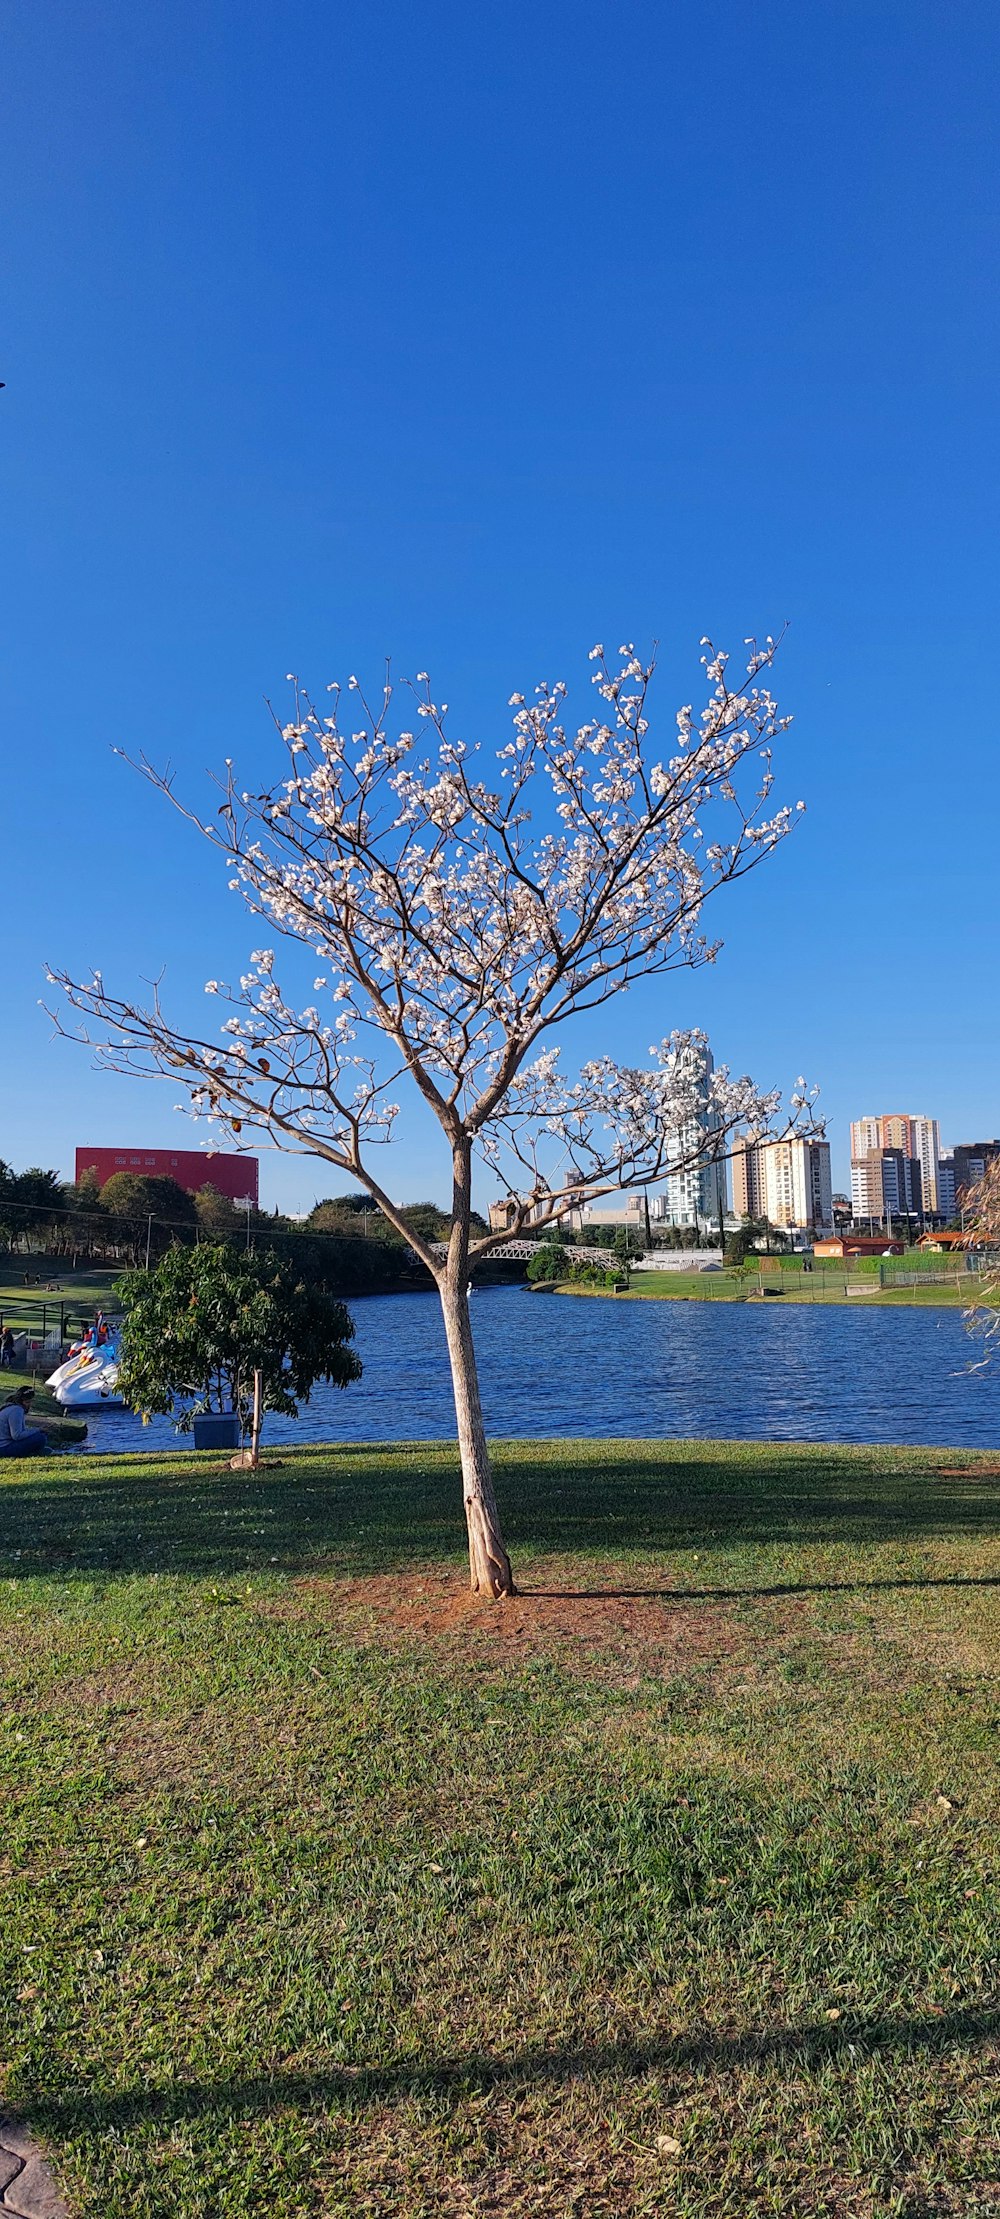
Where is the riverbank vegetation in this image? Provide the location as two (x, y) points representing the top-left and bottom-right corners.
(0, 1157), (477, 1290)
(4, 1436), (999, 2216)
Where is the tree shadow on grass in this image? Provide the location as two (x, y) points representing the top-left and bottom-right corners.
(2, 1443), (1000, 1582)
(22, 2004), (1000, 2138)
(523, 1575), (1000, 1601)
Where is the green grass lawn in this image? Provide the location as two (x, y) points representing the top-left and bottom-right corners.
(558, 1271), (973, 1307)
(4, 1437), (1000, 2217)
(0, 1264), (118, 1337)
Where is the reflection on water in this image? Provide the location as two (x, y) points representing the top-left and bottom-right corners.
(74, 1285), (1000, 1455)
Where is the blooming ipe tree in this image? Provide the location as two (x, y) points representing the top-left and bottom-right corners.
(962, 1157), (1000, 1370)
(52, 637), (812, 1598)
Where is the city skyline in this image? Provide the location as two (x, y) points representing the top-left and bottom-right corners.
(5, 1089), (998, 1224)
(848, 1111), (999, 1229)
(19, 1094), (991, 1232)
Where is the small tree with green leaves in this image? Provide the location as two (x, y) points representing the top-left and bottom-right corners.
(526, 1240), (570, 1284)
(612, 1225), (645, 1279)
(724, 1219), (754, 1267)
(115, 1243), (361, 1450)
(194, 1182), (243, 1242)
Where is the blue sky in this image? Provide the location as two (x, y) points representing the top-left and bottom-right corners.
(2, 0), (997, 1208)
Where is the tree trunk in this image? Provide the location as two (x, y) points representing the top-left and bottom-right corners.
(438, 1269), (515, 1599)
(231, 1366), (264, 1471)
(250, 1365), (262, 1469)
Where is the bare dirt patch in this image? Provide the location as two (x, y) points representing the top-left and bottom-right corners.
(937, 1464), (1000, 1478)
(289, 1568), (743, 1680)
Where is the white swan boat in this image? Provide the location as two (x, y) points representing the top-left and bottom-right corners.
(47, 1332), (125, 1409)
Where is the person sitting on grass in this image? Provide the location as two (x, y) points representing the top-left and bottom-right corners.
(0, 1386), (48, 1458)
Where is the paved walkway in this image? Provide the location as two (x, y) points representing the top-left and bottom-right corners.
(0, 2121), (66, 2219)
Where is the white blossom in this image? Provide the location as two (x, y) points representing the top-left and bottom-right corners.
(49, 633), (810, 1252)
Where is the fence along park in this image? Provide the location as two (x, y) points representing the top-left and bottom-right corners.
(0, 1265), (117, 1371)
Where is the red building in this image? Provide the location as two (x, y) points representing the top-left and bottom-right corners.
(75, 1146), (259, 1206)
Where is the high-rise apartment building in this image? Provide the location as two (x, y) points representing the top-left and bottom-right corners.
(952, 1141), (1000, 1198)
(849, 1113), (942, 1219)
(850, 1153), (881, 1220)
(911, 1117), (942, 1215)
(732, 1136), (763, 1220)
(656, 1151), (728, 1230)
(765, 1137), (833, 1231)
(732, 1134), (833, 1231)
(850, 1146), (922, 1223)
(881, 1148), (923, 1219)
(937, 1153), (956, 1219)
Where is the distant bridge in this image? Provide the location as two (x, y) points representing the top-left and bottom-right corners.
(430, 1237), (615, 1268)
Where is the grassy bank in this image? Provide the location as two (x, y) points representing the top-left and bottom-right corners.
(4, 1437), (1000, 2217)
(0, 1266), (118, 1337)
(555, 1268), (976, 1307)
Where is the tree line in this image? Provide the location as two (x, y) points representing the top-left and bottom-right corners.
(0, 1156), (787, 1281)
(0, 1159), (499, 1296)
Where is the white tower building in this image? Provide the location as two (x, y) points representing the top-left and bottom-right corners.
(910, 1116), (942, 1216)
(652, 1042), (729, 1231)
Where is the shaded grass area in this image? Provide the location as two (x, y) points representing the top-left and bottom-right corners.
(4, 1439), (1000, 2216)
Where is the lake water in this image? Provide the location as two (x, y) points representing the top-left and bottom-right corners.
(73, 1286), (1000, 1455)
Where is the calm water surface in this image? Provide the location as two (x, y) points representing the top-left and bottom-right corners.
(76, 1286), (1000, 1454)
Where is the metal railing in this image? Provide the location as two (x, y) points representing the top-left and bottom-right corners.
(879, 1268), (972, 1290)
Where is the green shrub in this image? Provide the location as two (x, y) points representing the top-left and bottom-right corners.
(527, 1243), (570, 1284)
(115, 1243), (361, 1431)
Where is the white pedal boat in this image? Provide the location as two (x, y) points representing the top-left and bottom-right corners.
(47, 1336), (125, 1409)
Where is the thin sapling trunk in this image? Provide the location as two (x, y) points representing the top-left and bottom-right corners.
(439, 1269), (514, 1598)
(440, 1142), (515, 1597)
(250, 1364), (262, 1468)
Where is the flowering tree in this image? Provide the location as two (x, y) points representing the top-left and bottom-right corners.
(963, 1159), (1000, 1369)
(51, 637), (812, 1597)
